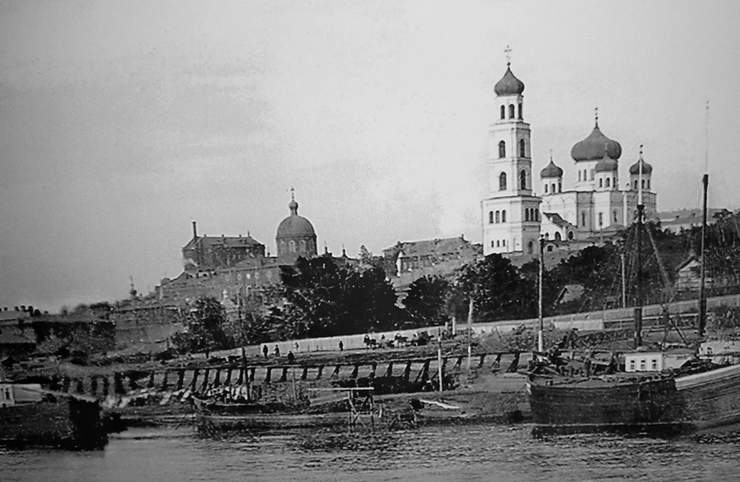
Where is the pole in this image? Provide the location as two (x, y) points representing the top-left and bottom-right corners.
(537, 236), (544, 352)
(698, 173), (709, 336)
(621, 252), (627, 308)
(437, 329), (443, 393)
(466, 298), (473, 373)
(634, 147), (645, 348)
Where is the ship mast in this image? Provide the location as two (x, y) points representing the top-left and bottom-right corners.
(634, 145), (645, 348)
(698, 101), (710, 337)
(537, 235), (544, 352)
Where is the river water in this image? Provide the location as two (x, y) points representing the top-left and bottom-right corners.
(1, 424), (738, 481)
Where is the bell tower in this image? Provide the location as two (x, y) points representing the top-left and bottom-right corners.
(481, 47), (541, 255)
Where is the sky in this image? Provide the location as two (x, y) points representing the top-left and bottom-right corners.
(1, 0), (739, 311)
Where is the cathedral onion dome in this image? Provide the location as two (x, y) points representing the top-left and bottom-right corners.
(540, 159), (563, 178)
(276, 199), (315, 239)
(629, 158), (653, 174)
(494, 64), (525, 96)
(595, 155), (619, 172)
(571, 125), (622, 162)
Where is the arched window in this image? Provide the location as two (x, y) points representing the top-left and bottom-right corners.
(581, 212), (586, 227)
(536, 210), (539, 221)
(568, 231), (574, 240)
(647, 179), (650, 190)
(498, 140), (506, 158)
(527, 240), (534, 254)
(544, 184), (549, 193)
(495, 211), (500, 223)
(489, 211), (494, 224)
(551, 183), (556, 193)
(525, 209), (529, 222)
(518, 102), (523, 119)
(641, 179), (646, 189)
(584, 169), (588, 181)
(500, 105), (505, 119)
(496, 240), (500, 247)
(590, 169), (594, 181)
(499, 172), (507, 190)
(606, 178), (611, 188)
(520, 169), (527, 190)
(509, 104), (515, 119)
(599, 178), (603, 188)
(519, 139), (526, 157)
(501, 210), (506, 223)
(558, 182), (562, 192)
(634, 180), (638, 190)
(555, 232), (562, 241)
(578, 171), (581, 182)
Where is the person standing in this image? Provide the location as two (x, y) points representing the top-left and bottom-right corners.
(274, 344), (280, 357)
(338, 340), (344, 352)
(262, 345), (268, 359)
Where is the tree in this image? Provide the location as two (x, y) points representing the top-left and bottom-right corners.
(403, 275), (452, 327)
(278, 255), (401, 337)
(176, 297), (229, 357)
(456, 254), (536, 322)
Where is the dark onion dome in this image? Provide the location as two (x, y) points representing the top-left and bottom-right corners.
(276, 199), (316, 238)
(540, 159), (563, 178)
(595, 155), (619, 172)
(494, 64), (525, 96)
(629, 157), (653, 174)
(570, 125), (622, 162)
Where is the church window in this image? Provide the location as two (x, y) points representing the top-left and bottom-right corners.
(568, 231), (574, 240)
(641, 179), (645, 189)
(289, 240), (296, 252)
(598, 212), (603, 227)
(518, 102), (523, 119)
(520, 170), (527, 190)
(647, 179), (651, 190)
(509, 104), (515, 119)
(581, 212), (586, 227)
(606, 178), (610, 188)
(502, 210), (506, 223)
(489, 211), (494, 224)
(499, 172), (507, 190)
(491, 241), (495, 248)
(555, 232), (562, 241)
(536, 210), (539, 221)
(578, 171), (582, 182)
(500, 105), (505, 119)
(527, 241), (534, 254)
(525, 209), (529, 222)
(551, 183), (556, 193)
(498, 141), (506, 158)
(584, 169), (588, 181)
(545, 184), (549, 193)
(496, 240), (500, 247)
(599, 178), (603, 188)
(519, 139), (526, 158)
(634, 180), (638, 190)
(495, 211), (500, 223)
(558, 182), (562, 192)
(590, 169), (594, 181)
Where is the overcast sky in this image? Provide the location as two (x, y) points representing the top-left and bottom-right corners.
(2, 0), (739, 311)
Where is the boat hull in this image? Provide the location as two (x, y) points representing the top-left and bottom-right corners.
(528, 375), (687, 436)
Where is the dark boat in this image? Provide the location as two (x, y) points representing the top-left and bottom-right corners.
(528, 362), (740, 435)
(0, 382), (108, 449)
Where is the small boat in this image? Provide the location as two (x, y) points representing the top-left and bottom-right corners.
(0, 381), (108, 449)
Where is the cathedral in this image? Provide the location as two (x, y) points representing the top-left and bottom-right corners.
(481, 56), (657, 256)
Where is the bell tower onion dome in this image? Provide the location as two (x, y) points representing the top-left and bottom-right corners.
(571, 108), (622, 162)
(494, 63), (525, 96)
